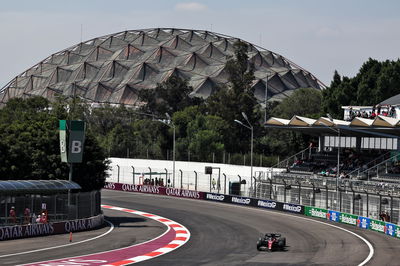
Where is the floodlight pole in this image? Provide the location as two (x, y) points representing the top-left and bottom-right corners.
(336, 128), (340, 209)
(234, 112), (254, 189)
(164, 113), (176, 188)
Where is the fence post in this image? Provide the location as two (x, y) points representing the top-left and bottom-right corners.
(296, 180), (301, 204)
(116, 165), (120, 183)
(252, 176), (256, 198)
(283, 180), (287, 203)
(223, 173), (227, 194)
(312, 183), (316, 207)
(378, 193), (382, 219)
(325, 185), (329, 210)
(269, 178), (273, 199)
(179, 170), (183, 189)
(217, 168), (221, 194)
(194, 171), (198, 191)
(351, 184), (355, 215)
(148, 167), (152, 183)
(209, 173), (212, 192)
(76, 193), (79, 219)
(364, 190), (369, 218)
(390, 195), (394, 223)
(131, 166), (135, 185)
(164, 168), (168, 187)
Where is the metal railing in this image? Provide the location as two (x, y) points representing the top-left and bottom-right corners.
(107, 163), (400, 224)
(353, 153), (400, 181)
(0, 191), (101, 227)
(271, 146), (316, 169)
(256, 173), (400, 224)
(348, 151), (392, 177)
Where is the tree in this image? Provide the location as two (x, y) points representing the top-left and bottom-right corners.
(0, 97), (109, 191)
(206, 40), (262, 153)
(272, 87), (323, 119)
(322, 58), (400, 118)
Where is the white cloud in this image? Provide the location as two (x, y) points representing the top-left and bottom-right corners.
(175, 2), (207, 12)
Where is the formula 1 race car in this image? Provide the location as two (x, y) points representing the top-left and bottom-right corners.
(257, 233), (286, 251)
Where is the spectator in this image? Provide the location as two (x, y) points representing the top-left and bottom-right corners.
(377, 104), (381, 115)
(24, 207), (31, 224)
(9, 206), (16, 224)
(212, 178), (216, 189)
(389, 106), (396, 118)
(40, 211), (48, 223)
(348, 107), (354, 121)
(31, 213), (37, 224)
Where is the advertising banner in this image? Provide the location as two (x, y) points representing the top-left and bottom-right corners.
(305, 206), (328, 219)
(327, 210), (341, 222)
(0, 215), (103, 241)
(385, 223), (396, 237)
(230, 196), (253, 206)
(340, 213), (358, 226)
(369, 219), (386, 233)
(357, 216), (370, 229)
(257, 199), (282, 211)
(205, 193), (231, 203)
(282, 203), (304, 214)
(104, 182), (205, 200)
(396, 226), (400, 238)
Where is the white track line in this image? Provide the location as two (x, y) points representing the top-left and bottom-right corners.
(1, 220), (114, 259)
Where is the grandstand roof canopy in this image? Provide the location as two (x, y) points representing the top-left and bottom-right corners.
(0, 28), (324, 107)
(0, 180), (81, 195)
(265, 115), (400, 138)
(380, 93), (400, 106)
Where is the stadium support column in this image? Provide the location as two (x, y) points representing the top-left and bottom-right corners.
(356, 137), (362, 153)
(318, 136), (325, 152)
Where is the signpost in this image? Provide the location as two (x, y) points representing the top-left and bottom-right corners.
(59, 120), (86, 207)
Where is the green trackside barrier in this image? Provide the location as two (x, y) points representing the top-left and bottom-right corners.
(369, 219), (386, 233)
(396, 226), (400, 238)
(305, 206), (328, 219)
(339, 213), (358, 226)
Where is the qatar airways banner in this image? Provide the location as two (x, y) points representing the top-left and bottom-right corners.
(0, 215), (103, 241)
(104, 182), (205, 200)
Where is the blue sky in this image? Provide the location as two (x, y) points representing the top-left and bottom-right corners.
(1, 0), (399, 88)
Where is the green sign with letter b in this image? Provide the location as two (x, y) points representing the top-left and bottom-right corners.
(59, 120), (85, 163)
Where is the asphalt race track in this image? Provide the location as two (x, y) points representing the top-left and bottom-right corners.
(1, 189), (400, 265)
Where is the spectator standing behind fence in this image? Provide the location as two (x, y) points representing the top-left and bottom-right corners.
(9, 206), (16, 224)
(24, 207), (31, 224)
(31, 213), (37, 224)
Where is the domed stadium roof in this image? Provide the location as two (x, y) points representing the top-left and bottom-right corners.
(0, 28), (325, 106)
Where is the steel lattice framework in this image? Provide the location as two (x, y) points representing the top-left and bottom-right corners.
(0, 28), (325, 106)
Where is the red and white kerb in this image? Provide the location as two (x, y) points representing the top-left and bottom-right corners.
(101, 205), (191, 265)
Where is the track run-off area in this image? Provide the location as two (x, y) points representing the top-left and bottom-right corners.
(0, 189), (399, 265)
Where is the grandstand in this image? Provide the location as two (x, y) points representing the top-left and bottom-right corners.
(260, 99), (400, 224)
(0, 28), (324, 107)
